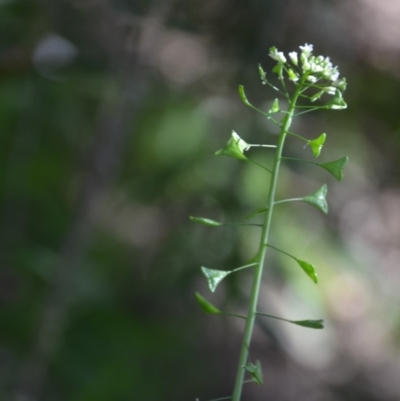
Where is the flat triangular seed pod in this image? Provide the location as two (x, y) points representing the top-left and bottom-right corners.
(292, 319), (324, 329)
(189, 216), (222, 227)
(296, 259), (318, 284)
(319, 156), (348, 181)
(238, 85), (254, 108)
(303, 184), (328, 214)
(258, 64), (267, 83)
(215, 131), (249, 161)
(194, 292), (220, 315)
(243, 360), (263, 385)
(308, 133), (326, 157)
(269, 98), (280, 113)
(326, 89), (347, 110)
(201, 267), (230, 293)
(272, 63), (283, 78)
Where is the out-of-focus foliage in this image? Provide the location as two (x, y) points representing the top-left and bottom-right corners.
(1, 1), (400, 401)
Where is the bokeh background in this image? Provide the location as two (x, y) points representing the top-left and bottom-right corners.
(1, 1), (400, 400)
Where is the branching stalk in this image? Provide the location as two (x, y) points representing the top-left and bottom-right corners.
(192, 43), (348, 401)
(231, 77), (304, 401)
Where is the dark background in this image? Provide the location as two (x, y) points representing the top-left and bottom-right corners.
(1, 1), (400, 400)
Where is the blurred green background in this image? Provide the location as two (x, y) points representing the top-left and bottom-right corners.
(1, 1), (400, 400)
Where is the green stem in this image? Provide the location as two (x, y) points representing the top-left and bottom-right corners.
(247, 159), (272, 173)
(281, 156), (318, 166)
(248, 144), (277, 149)
(294, 109), (319, 117)
(263, 80), (287, 98)
(208, 397), (232, 401)
(220, 312), (247, 320)
(265, 243), (297, 261)
(244, 103), (272, 119)
(256, 311), (295, 324)
(273, 197), (303, 205)
(231, 262), (258, 273)
(222, 223), (263, 227)
(269, 116), (280, 125)
(231, 78), (304, 401)
(295, 105), (326, 110)
(287, 131), (308, 143)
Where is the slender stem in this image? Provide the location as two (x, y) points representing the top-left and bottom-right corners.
(269, 116), (281, 125)
(245, 103), (272, 119)
(222, 223), (263, 227)
(280, 156), (318, 166)
(295, 105), (326, 110)
(220, 313), (247, 320)
(231, 263), (258, 273)
(287, 131), (308, 143)
(248, 144), (277, 149)
(208, 397), (232, 401)
(273, 197), (303, 205)
(231, 78), (304, 401)
(265, 243), (297, 261)
(263, 80), (287, 98)
(279, 67), (290, 98)
(294, 109), (319, 117)
(256, 311), (294, 324)
(247, 159), (272, 173)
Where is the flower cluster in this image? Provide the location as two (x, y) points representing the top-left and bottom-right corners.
(268, 44), (347, 109)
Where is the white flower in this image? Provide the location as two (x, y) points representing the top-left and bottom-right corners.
(324, 86), (336, 95)
(288, 51), (298, 65)
(307, 75), (317, 83)
(310, 63), (323, 73)
(323, 57), (332, 66)
(330, 70), (340, 81)
(300, 54), (311, 72)
(299, 43), (313, 56)
(323, 66), (339, 82)
(269, 46), (287, 63)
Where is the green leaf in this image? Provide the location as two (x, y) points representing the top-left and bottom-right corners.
(295, 259), (318, 284)
(243, 360), (263, 385)
(270, 98), (280, 113)
(215, 130), (249, 161)
(194, 292), (220, 315)
(189, 216), (222, 227)
(319, 156), (348, 181)
(292, 319), (324, 329)
(303, 184), (328, 214)
(308, 133), (326, 157)
(245, 206), (269, 219)
(201, 267), (230, 293)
